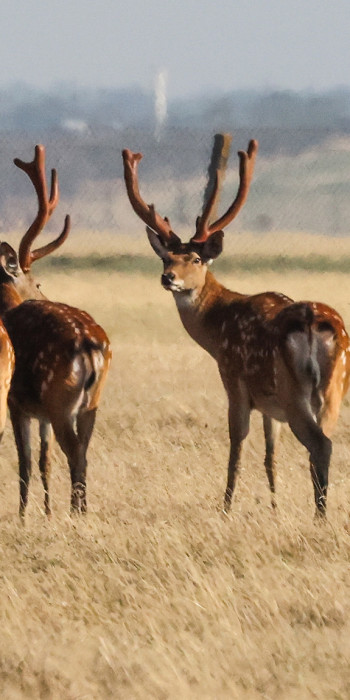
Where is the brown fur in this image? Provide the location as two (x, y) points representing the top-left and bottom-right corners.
(163, 250), (350, 515)
(0, 322), (14, 439)
(3, 298), (111, 517)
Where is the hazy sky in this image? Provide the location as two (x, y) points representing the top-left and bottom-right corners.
(1, 0), (350, 99)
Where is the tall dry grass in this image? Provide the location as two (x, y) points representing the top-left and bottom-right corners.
(1, 237), (350, 698)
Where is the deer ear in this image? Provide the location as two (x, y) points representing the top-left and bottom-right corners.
(146, 226), (171, 259)
(0, 242), (20, 278)
(201, 231), (224, 261)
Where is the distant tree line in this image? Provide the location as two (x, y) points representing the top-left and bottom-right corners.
(1, 83), (350, 135)
(1, 84), (350, 234)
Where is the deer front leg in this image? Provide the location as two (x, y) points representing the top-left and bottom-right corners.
(9, 401), (31, 519)
(39, 421), (53, 517)
(224, 383), (251, 512)
(263, 415), (281, 509)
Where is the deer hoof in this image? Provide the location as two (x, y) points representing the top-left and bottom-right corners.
(71, 482), (87, 514)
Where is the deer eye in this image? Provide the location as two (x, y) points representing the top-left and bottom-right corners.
(7, 256), (17, 270)
(193, 257), (201, 265)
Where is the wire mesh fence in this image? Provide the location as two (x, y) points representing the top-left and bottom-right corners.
(1, 123), (350, 262)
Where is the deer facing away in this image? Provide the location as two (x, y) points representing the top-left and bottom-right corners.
(123, 142), (350, 517)
(1, 145), (111, 518)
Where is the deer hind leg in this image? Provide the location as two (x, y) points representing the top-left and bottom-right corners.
(287, 407), (332, 517)
(224, 385), (251, 512)
(50, 415), (87, 514)
(75, 407), (97, 510)
(77, 407), (96, 454)
(263, 415), (281, 508)
(9, 402), (31, 519)
(39, 421), (53, 517)
(306, 379), (343, 518)
(317, 377), (343, 439)
(51, 408), (97, 514)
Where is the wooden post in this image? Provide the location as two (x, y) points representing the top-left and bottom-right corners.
(202, 133), (232, 224)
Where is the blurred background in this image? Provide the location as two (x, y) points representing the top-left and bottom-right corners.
(3, 8), (350, 696)
(1, 1), (350, 251)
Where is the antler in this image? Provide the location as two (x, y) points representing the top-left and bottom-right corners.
(122, 149), (180, 246)
(14, 144), (70, 272)
(192, 139), (258, 243)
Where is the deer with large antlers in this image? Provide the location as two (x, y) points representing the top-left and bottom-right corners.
(123, 142), (350, 517)
(1, 145), (111, 518)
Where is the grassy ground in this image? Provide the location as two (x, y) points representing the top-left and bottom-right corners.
(1, 235), (350, 698)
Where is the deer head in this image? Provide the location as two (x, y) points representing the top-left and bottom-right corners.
(0, 145), (70, 306)
(122, 141), (258, 299)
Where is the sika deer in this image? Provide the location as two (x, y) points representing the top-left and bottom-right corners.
(122, 143), (350, 517)
(1, 145), (111, 517)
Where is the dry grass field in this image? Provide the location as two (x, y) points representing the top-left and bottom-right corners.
(1, 232), (350, 698)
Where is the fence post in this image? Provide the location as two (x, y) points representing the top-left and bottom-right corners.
(202, 133), (232, 224)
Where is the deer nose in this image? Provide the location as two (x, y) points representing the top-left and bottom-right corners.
(161, 272), (175, 286)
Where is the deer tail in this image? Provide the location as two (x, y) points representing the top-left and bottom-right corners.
(275, 303), (320, 386)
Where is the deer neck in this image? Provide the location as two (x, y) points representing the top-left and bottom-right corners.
(173, 269), (243, 359)
(0, 283), (22, 318)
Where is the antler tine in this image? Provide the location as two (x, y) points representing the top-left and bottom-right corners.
(122, 149), (180, 245)
(48, 168), (59, 214)
(15, 144), (65, 272)
(208, 139), (258, 234)
(14, 144), (59, 214)
(30, 214), (71, 263)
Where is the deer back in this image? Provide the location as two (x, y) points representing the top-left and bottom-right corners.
(4, 300), (111, 420)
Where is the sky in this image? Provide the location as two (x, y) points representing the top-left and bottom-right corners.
(1, 0), (350, 99)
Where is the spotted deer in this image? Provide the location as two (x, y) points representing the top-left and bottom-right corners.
(1, 145), (111, 517)
(123, 142), (350, 517)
